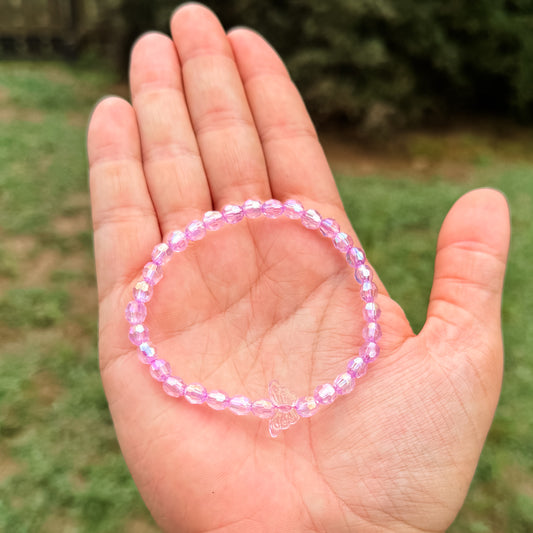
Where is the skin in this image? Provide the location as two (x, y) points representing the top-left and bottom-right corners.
(87, 4), (510, 532)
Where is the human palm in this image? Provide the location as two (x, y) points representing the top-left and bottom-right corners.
(87, 5), (510, 532)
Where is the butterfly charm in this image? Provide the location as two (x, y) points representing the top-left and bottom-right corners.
(268, 380), (300, 438)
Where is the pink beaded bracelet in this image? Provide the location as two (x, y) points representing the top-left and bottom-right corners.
(125, 199), (381, 438)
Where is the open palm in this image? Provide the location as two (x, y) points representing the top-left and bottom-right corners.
(87, 5), (510, 532)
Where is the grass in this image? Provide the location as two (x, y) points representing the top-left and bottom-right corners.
(0, 61), (531, 532)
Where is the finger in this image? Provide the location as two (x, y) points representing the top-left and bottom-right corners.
(88, 96), (159, 300)
(170, 4), (271, 206)
(130, 32), (212, 233)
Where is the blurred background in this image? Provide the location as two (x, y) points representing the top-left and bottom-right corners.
(0, 1), (531, 531)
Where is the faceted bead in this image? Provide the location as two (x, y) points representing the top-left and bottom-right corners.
(167, 230), (188, 253)
(206, 390), (230, 410)
(363, 322), (382, 342)
(301, 209), (321, 229)
(229, 395), (252, 415)
(125, 300), (147, 324)
(184, 383), (207, 404)
(251, 399), (276, 419)
(138, 342), (157, 364)
(261, 199), (284, 218)
(319, 218), (340, 238)
(242, 199), (262, 218)
(222, 204), (244, 224)
(334, 372), (356, 395)
(333, 232), (353, 253)
(150, 359), (171, 382)
(185, 220), (206, 242)
(129, 324), (149, 346)
(346, 247), (366, 267)
(363, 301), (381, 322)
(360, 341), (380, 363)
(163, 376), (186, 397)
(143, 262), (163, 285)
(295, 396), (320, 418)
(347, 357), (367, 378)
(133, 280), (153, 303)
(361, 281), (378, 303)
(203, 210), (225, 231)
(152, 243), (172, 265)
(283, 199), (304, 219)
(355, 264), (373, 284)
(314, 383), (337, 405)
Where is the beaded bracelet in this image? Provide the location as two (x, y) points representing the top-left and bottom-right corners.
(125, 199), (381, 438)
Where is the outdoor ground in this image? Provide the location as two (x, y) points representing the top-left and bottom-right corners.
(0, 61), (531, 532)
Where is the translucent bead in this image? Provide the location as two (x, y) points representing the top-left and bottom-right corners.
(283, 199), (304, 219)
(184, 383), (207, 404)
(347, 357), (367, 378)
(301, 209), (321, 229)
(167, 230), (188, 253)
(143, 262), (163, 285)
(133, 280), (153, 303)
(129, 324), (149, 346)
(346, 247), (366, 267)
(333, 232), (353, 253)
(319, 218), (340, 238)
(363, 302), (381, 322)
(152, 243), (172, 265)
(360, 341), (380, 362)
(242, 199), (262, 218)
(222, 204), (244, 224)
(206, 390), (230, 410)
(150, 359), (171, 382)
(334, 372), (355, 395)
(138, 342), (157, 364)
(251, 399), (276, 419)
(163, 376), (186, 397)
(261, 199), (284, 218)
(295, 396), (320, 418)
(203, 211), (225, 231)
(125, 300), (147, 324)
(185, 220), (206, 242)
(363, 322), (382, 342)
(314, 383), (337, 405)
(355, 264), (373, 284)
(361, 281), (378, 303)
(229, 395), (252, 415)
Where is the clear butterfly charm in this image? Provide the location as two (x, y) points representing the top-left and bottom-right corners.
(268, 380), (300, 438)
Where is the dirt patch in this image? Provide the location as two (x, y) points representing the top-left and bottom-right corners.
(0, 446), (22, 481)
(0, 105), (45, 123)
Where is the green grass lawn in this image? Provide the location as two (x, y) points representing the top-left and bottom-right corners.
(0, 61), (531, 532)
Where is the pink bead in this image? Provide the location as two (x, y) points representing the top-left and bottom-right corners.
(150, 359), (171, 382)
(333, 232), (353, 253)
(355, 264), (373, 284)
(314, 383), (337, 405)
(206, 390), (230, 410)
(242, 199), (262, 218)
(222, 204), (244, 224)
(229, 395), (252, 415)
(138, 342), (157, 364)
(261, 199), (284, 218)
(363, 302), (381, 322)
(184, 383), (207, 404)
(363, 322), (382, 342)
(360, 341), (380, 362)
(143, 262), (163, 285)
(301, 209), (321, 229)
(203, 211), (225, 231)
(251, 399), (276, 419)
(129, 324), (149, 346)
(167, 230), (188, 253)
(361, 281), (378, 303)
(295, 396), (320, 418)
(283, 199), (304, 219)
(152, 243), (171, 265)
(319, 218), (340, 238)
(133, 280), (153, 303)
(163, 376), (186, 397)
(346, 247), (366, 267)
(125, 300), (147, 324)
(347, 357), (367, 378)
(334, 372), (355, 395)
(185, 220), (206, 242)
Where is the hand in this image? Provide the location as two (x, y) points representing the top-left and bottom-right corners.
(87, 4), (510, 532)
